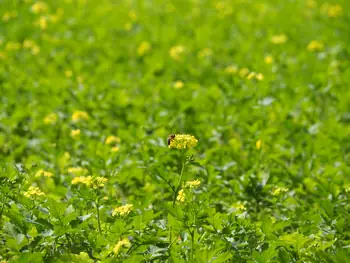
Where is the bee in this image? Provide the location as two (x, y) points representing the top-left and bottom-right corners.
(167, 134), (176, 146)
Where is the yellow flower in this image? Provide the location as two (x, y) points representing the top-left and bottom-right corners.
(197, 48), (212, 58)
(68, 167), (88, 175)
(71, 129), (81, 139)
(174, 81), (184, 89)
(272, 187), (288, 196)
(113, 238), (131, 255)
(65, 70), (73, 78)
(168, 134), (198, 149)
(256, 139), (262, 150)
(111, 146), (120, 152)
(71, 176), (92, 187)
(137, 41), (151, 56)
(35, 169), (54, 178)
(256, 73), (264, 81)
(31, 1), (48, 14)
(24, 186), (45, 198)
(112, 204), (133, 216)
(270, 34), (288, 44)
(95, 177), (108, 188)
(233, 203), (246, 211)
(264, 55), (274, 65)
(239, 68), (249, 78)
(72, 110), (89, 122)
(224, 65), (238, 74)
(325, 4), (343, 18)
(105, 135), (121, 145)
(36, 16), (48, 29)
(169, 45), (185, 61)
(176, 189), (185, 202)
(185, 179), (201, 189)
(307, 40), (324, 52)
(247, 72), (256, 80)
(44, 113), (58, 124)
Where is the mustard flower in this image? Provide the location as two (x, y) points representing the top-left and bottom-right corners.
(95, 177), (108, 188)
(173, 81), (184, 89)
(264, 55), (274, 65)
(71, 129), (81, 139)
(307, 40), (324, 52)
(233, 203), (246, 211)
(72, 110), (89, 122)
(24, 186), (45, 198)
(168, 134), (198, 149)
(35, 169), (54, 178)
(44, 113), (57, 124)
(270, 34), (288, 44)
(176, 189), (185, 202)
(256, 139), (262, 150)
(111, 146), (120, 153)
(36, 16), (48, 30)
(112, 204), (133, 216)
(137, 41), (151, 56)
(247, 72), (256, 80)
(65, 70), (73, 78)
(105, 135), (121, 145)
(239, 68), (249, 78)
(71, 176), (93, 187)
(31, 2), (48, 14)
(169, 45), (185, 61)
(256, 73), (264, 81)
(224, 65), (238, 74)
(113, 238), (131, 255)
(68, 167), (88, 175)
(323, 4), (343, 18)
(185, 179), (201, 189)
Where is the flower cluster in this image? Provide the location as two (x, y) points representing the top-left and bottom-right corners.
(137, 41), (151, 56)
(270, 34), (288, 45)
(176, 189), (185, 203)
(173, 80), (184, 89)
(307, 40), (324, 52)
(35, 169), (54, 178)
(68, 167), (88, 175)
(112, 204), (133, 216)
(113, 238), (131, 255)
(225, 65), (264, 81)
(168, 134), (198, 149)
(24, 186), (45, 198)
(105, 135), (121, 152)
(169, 45), (185, 61)
(72, 110), (89, 122)
(71, 176), (108, 189)
(185, 179), (201, 189)
(44, 113), (57, 124)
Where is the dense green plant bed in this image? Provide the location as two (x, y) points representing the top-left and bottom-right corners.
(0, 0), (349, 262)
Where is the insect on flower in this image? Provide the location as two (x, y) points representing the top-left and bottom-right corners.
(167, 134), (176, 146)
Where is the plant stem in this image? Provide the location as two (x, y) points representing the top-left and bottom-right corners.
(96, 198), (102, 235)
(191, 228), (195, 261)
(173, 152), (186, 207)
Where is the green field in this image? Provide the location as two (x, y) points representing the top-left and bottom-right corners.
(0, 0), (349, 262)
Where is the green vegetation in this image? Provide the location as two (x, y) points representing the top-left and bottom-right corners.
(0, 0), (349, 262)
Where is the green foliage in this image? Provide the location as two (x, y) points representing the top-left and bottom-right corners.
(0, 0), (350, 262)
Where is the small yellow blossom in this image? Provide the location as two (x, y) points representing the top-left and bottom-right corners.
(256, 73), (264, 81)
(169, 45), (185, 61)
(31, 1), (48, 14)
(168, 134), (198, 149)
(233, 203), (246, 211)
(224, 65), (238, 74)
(37, 16), (48, 29)
(111, 146), (120, 152)
(323, 4), (343, 18)
(35, 169), (54, 178)
(307, 40), (324, 52)
(270, 34), (288, 44)
(24, 186), (45, 198)
(65, 70), (73, 78)
(185, 179), (201, 189)
(103, 196), (109, 200)
(95, 177), (108, 188)
(112, 204), (133, 216)
(174, 81), (184, 89)
(264, 55), (274, 65)
(272, 187), (288, 196)
(44, 113), (58, 124)
(197, 48), (212, 58)
(176, 189), (185, 202)
(239, 68), (249, 78)
(68, 167), (88, 175)
(247, 72), (256, 80)
(71, 176), (92, 186)
(256, 139), (262, 150)
(137, 41), (151, 56)
(105, 135), (121, 145)
(72, 110), (89, 122)
(71, 129), (81, 139)
(113, 238), (131, 255)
